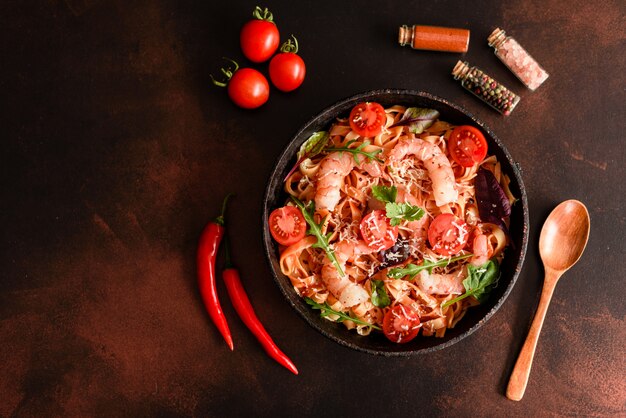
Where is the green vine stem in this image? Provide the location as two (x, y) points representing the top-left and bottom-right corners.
(252, 6), (274, 22)
(279, 35), (299, 54)
(210, 58), (239, 88)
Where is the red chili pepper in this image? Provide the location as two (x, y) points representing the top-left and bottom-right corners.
(222, 240), (299, 375)
(197, 194), (234, 350)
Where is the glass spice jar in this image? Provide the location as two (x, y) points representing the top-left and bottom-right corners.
(488, 28), (549, 91)
(398, 24), (470, 53)
(452, 61), (521, 116)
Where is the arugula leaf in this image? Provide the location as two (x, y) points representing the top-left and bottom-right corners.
(442, 260), (500, 308)
(370, 280), (390, 308)
(291, 196), (344, 277)
(305, 297), (381, 330)
(371, 185), (397, 204)
(284, 131), (330, 182)
(324, 140), (383, 165)
(387, 254), (473, 280)
(390, 107), (440, 134)
(385, 202), (424, 226)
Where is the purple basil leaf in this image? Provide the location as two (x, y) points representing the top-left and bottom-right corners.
(389, 107), (439, 133)
(475, 167), (511, 230)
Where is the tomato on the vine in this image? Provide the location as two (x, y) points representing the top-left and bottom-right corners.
(240, 6), (280, 63)
(359, 210), (398, 252)
(269, 36), (306, 92)
(269, 206), (306, 246)
(428, 213), (469, 256)
(227, 68), (269, 109)
(349, 102), (386, 137)
(382, 304), (421, 343)
(448, 125), (488, 167)
(211, 59), (269, 109)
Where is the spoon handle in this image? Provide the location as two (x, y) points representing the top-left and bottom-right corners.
(506, 269), (560, 401)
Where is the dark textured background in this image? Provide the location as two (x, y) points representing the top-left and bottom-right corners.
(1, 0), (624, 417)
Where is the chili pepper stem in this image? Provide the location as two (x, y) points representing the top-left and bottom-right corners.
(214, 193), (234, 226)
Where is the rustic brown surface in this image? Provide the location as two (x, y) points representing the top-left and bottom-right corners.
(1, 0), (625, 417)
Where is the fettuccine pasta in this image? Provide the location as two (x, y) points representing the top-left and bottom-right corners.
(276, 104), (514, 341)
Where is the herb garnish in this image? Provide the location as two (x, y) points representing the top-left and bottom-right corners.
(387, 254), (473, 280)
(324, 140), (383, 164)
(370, 280), (391, 308)
(284, 131), (330, 182)
(291, 196), (344, 277)
(371, 185), (425, 226)
(389, 107), (439, 133)
(442, 260), (499, 308)
(305, 297), (381, 330)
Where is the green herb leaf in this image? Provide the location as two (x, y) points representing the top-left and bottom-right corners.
(370, 280), (391, 308)
(385, 202), (425, 226)
(324, 140), (383, 164)
(291, 197), (344, 277)
(371, 185), (397, 204)
(284, 132), (330, 182)
(387, 254), (473, 280)
(442, 260), (500, 308)
(297, 131), (330, 159)
(305, 297), (381, 330)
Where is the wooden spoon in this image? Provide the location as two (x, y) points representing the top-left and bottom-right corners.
(506, 200), (590, 401)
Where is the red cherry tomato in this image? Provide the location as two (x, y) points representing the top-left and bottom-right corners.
(269, 206), (306, 246)
(240, 7), (280, 63)
(269, 36), (306, 92)
(383, 304), (421, 344)
(359, 210), (398, 252)
(349, 102), (386, 137)
(428, 213), (470, 256)
(448, 125), (488, 167)
(227, 68), (269, 109)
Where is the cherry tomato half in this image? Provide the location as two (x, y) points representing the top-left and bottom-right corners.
(383, 304), (421, 344)
(269, 38), (306, 92)
(448, 125), (488, 167)
(269, 206), (306, 246)
(240, 12), (280, 63)
(428, 213), (470, 256)
(349, 102), (386, 137)
(227, 68), (269, 109)
(360, 210), (398, 252)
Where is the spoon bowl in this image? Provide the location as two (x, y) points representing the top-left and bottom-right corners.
(539, 200), (590, 272)
(506, 199), (590, 401)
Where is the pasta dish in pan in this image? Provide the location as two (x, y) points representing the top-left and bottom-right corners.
(268, 102), (514, 343)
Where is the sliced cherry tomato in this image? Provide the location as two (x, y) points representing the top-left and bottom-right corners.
(448, 125), (488, 167)
(382, 304), (421, 344)
(349, 102), (386, 137)
(240, 7), (280, 63)
(269, 36), (306, 92)
(227, 68), (270, 109)
(269, 206), (306, 246)
(359, 210), (398, 252)
(428, 213), (470, 256)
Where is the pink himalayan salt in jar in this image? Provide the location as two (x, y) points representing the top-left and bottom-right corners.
(488, 28), (549, 91)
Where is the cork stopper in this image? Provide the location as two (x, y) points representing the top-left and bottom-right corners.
(487, 28), (507, 48)
(451, 60), (470, 79)
(398, 25), (413, 47)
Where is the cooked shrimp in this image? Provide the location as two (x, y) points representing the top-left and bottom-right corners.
(314, 152), (355, 212)
(389, 138), (458, 207)
(321, 240), (372, 307)
(358, 159), (383, 177)
(416, 268), (466, 295)
(470, 233), (491, 266)
(397, 187), (429, 252)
